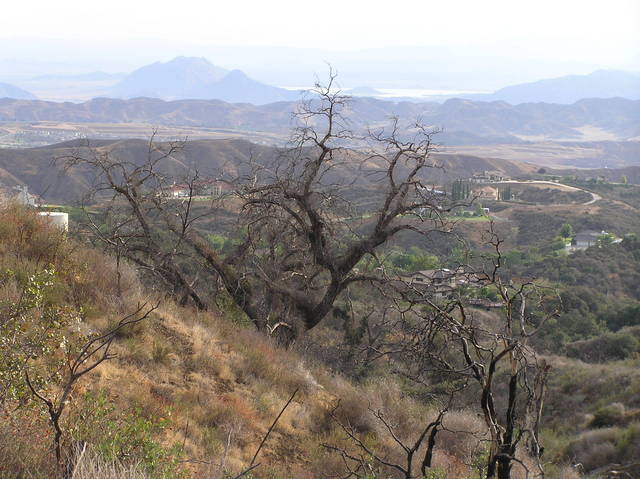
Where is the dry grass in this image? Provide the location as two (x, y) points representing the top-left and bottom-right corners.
(70, 448), (151, 479)
(1, 204), (536, 478)
(0, 411), (56, 479)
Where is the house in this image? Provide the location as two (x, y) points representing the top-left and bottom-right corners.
(162, 180), (232, 198)
(400, 268), (487, 298)
(570, 230), (616, 250)
(38, 211), (69, 231)
(469, 171), (507, 184)
(196, 179), (233, 197)
(166, 184), (191, 198)
(404, 269), (456, 287)
(468, 298), (503, 309)
(419, 186), (446, 197)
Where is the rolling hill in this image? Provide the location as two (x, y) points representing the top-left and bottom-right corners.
(0, 138), (537, 203)
(1, 96), (639, 143)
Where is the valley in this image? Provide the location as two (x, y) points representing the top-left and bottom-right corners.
(1, 19), (639, 478)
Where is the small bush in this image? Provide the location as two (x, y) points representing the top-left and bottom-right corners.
(152, 341), (172, 365)
(73, 391), (185, 479)
(590, 403), (626, 428)
(567, 427), (621, 472)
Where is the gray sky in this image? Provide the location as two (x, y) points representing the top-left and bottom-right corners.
(2, 0), (639, 88)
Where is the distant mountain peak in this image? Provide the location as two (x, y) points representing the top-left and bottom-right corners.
(111, 58), (298, 105)
(0, 82), (37, 100)
(111, 56), (229, 100)
(466, 70), (640, 105)
(224, 69), (250, 80)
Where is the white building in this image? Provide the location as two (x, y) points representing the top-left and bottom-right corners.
(38, 212), (69, 231)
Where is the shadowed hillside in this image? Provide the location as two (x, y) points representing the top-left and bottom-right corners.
(3, 204), (571, 479)
(0, 138), (537, 202)
(1, 96), (639, 142)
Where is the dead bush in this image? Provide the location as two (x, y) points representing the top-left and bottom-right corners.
(567, 427), (621, 471)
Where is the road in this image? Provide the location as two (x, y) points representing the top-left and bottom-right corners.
(493, 180), (601, 205)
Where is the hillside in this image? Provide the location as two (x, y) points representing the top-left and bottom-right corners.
(110, 57), (299, 104)
(553, 164), (640, 184)
(1, 205), (500, 478)
(462, 70), (640, 104)
(3, 198), (639, 478)
(190, 69), (299, 104)
(0, 82), (37, 100)
(0, 138), (537, 202)
(1, 96), (639, 143)
(6, 205), (602, 479)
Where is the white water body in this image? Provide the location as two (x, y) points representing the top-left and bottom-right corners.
(280, 86), (489, 99)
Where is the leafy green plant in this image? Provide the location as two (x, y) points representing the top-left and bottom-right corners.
(72, 391), (185, 478)
(423, 467), (447, 479)
(0, 266), (81, 406)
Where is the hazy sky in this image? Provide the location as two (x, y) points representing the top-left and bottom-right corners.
(5, 0), (638, 53)
(2, 0), (639, 88)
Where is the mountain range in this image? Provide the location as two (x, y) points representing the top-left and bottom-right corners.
(460, 70), (640, 104)
(1, 96), (638, 143)
(109, 56), (300, 104)
(4, 56), (639, 106)
(0, 82), (36, 100)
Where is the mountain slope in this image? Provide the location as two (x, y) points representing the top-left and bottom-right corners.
(192, 69), (298, 104)
(0, 82), (37, 100)
(0, 138), (537, 202)
(1, 96), (639, 142)
(466, 70), (640, 104)
(111, 56), (229, 99)
(1, 204), (498, 479)
(111, 57), (299, 104)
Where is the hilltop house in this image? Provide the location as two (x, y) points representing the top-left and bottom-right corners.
(571, 230), (602, 250)
(571, 230), (621, 250)
(400, 268), (486, 298)
(166, 184), (191, 198)
(469, 171), (507, 183)
(162, 180), (232, 198)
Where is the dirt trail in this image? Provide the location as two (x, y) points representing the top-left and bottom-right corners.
(494, 180), (600, 205)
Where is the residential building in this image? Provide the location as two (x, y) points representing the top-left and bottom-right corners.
(400, 268), (486, 298)
(571, 230), (604, 250)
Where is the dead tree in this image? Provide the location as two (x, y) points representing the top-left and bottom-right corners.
(62, 134), (208, 309)
(62, 74), (456, 343)
(323, 400), (449, 479)
(382, 223), (557, 479)
(26, 302), (157, 476)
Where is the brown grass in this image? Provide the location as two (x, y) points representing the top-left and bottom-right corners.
(0, 204), (532, 478)
(71, 448), (151, 479)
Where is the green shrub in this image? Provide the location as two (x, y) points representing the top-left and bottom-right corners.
(73, 391), (185, 479)
(566, 332), (639, 362)
(590, 403), (626, 428)
(423, 467), (446, 479)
